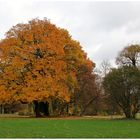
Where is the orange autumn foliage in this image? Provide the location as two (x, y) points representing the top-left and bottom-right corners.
(0, 18), (94, 104)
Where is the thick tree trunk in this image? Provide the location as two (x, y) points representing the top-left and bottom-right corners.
(33, 101), (49, 117)
(66, 104), (69, 115)
(43, 102), (49, 116)
(28, 103), (34, 115)
(49, 100), (53, 115)
(0, 105), (5, 114)
(33, 101), (41, 117)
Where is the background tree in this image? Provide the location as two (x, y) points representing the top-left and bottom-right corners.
(99, 60), (121, 115)
(103, 66), (140, 118)
(116, 44), (140, 67)
(72, 64), (99, 116)
(99, 60), (111, 77)
(0, 18), (95, 117)
(93, 60), (119, 116)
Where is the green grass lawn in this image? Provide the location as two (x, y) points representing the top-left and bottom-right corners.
(0, 118), (140, 138)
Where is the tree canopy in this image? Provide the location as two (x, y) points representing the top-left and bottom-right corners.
(103, 66), (140, 118)
(116, 44), (140, 67)
(0, 18), (94, 108)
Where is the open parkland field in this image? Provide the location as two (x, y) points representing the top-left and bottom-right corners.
(0, 115), (140, 138)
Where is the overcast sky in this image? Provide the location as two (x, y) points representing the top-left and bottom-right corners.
(0, 0), (140, 68)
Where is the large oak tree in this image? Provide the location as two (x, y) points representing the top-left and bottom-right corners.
(0, 18), (94, 117)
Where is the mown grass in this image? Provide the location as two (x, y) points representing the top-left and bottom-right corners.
(0, 118), (140, 138)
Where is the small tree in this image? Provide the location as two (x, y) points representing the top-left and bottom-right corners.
(74, 64), (99, 115)
(103, 66), (140, 119)
(100, 60), (111, 77)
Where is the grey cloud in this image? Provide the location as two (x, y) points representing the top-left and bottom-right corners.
(1, 1), (140, 68)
